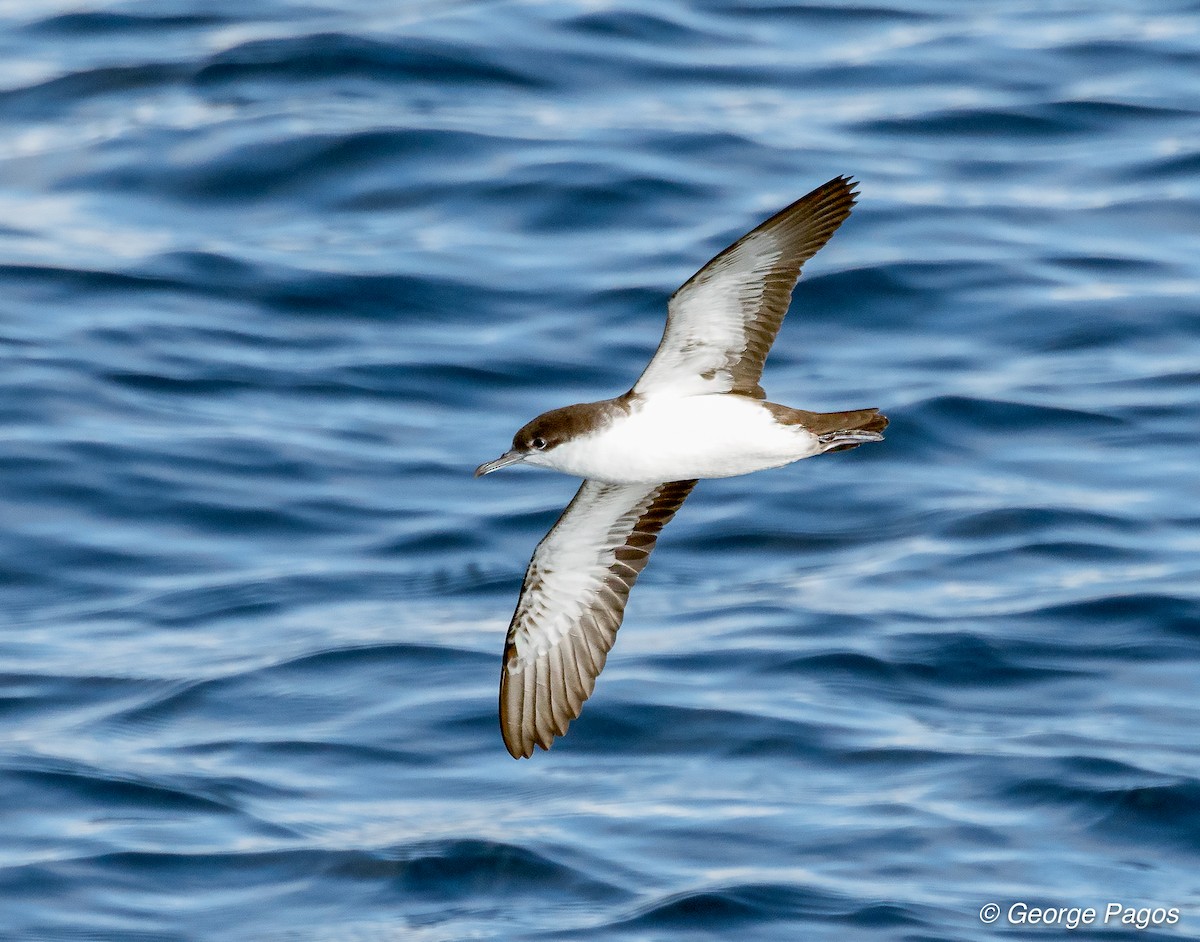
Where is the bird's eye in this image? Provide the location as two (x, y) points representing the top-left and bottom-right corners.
(530, 437), (547, 450)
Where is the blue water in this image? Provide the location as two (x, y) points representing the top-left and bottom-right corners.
(2, 1), (1198, 939)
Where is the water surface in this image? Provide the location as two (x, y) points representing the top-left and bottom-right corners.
(1, 1), (1198, 939)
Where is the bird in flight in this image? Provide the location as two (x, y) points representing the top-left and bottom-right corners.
(475, 176), (887, 758)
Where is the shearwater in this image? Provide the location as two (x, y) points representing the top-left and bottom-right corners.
(475, 176), (887, 758)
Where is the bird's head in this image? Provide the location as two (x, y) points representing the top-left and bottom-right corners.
(474, 406), (579, 477)
(474, 401), (620, 477)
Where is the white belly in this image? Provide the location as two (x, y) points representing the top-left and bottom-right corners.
(544, 395), (821, 484)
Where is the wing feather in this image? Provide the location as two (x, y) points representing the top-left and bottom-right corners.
(499, 478), (696, 758)
(633, 175), (857, 399)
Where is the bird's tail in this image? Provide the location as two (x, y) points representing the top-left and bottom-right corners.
(764, 403), (889, 453)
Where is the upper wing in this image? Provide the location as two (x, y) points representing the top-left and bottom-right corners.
(633, 175), (857, 400)
(499, 478), (696, 758)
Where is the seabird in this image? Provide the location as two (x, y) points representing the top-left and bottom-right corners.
(475, 175), (887, 758)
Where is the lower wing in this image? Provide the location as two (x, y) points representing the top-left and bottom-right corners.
(499, 478), (697, 758)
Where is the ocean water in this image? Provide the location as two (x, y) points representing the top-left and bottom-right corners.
(2, 0), (1198, 939)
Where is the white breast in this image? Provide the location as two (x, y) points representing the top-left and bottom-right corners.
(538, 395), (821, 484)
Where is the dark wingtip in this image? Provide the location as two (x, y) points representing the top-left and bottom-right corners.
(821, 173), (858, 195)
(501, 724), (534, 759)
(828, 174), (860, 212)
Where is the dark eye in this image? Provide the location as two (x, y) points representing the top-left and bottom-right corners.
(530, 437), (547, 450)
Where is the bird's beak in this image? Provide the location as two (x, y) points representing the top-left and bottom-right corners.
(474, 450), (525, 477)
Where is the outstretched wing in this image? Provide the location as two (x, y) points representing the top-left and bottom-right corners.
(633, 175), (857, 400)
(500, 478), (696, 758)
